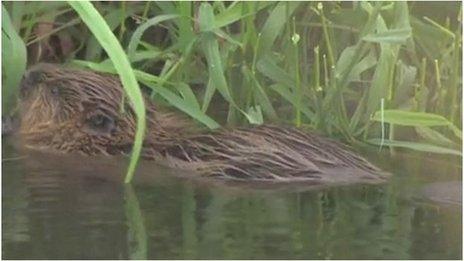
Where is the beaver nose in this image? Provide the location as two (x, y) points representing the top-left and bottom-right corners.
(19, 70), (43, 98)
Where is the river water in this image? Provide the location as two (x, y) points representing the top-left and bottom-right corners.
(2, 139), (462, 259)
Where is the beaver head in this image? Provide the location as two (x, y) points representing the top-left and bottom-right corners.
(18, 63), (138, 155)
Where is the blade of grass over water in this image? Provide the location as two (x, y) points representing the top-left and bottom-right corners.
(124, 185), (148, 259)
(68, 1), (146, 183)
(372, 110), (461, 131)
(368, 139), (462, 156)
(372, 110), (462, 140)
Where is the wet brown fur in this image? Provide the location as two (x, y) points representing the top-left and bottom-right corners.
(18, 64), (390, 184)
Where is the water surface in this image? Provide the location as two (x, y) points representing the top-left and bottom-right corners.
(2, 139), (462, 259)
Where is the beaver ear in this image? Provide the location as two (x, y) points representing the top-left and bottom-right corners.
(84, 113), (116, 135)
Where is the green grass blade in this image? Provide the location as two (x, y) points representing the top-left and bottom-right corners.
(68, 1), (146, 184)
(336, 46), (376, 82)
(269, 84), (315, 119)
(363, 28), (412, 44)
(127, 14), (179, 60)
(201, 78), (216, 113)
(364, 14), (400, 124)
(245, 105), (264, 125)
(141, 80), (220, 129)
(10, 1), (24, 31)
(214, 2), (272, 28)
(257, 55), (295, 88)
(177, 82), (201, 111)
(72, 59), (166, 84)
(367, 139), (462, 156)
(176, 2), (195, 50)
(242, 67), (278, 121)
(415, 126), (460, 148)
(2, 4), (27, 113)
(257, 2), (300, 59)
(199, 4), (235, 108)
(124, 185), (147, 260)
(85, 6), (143, 61)
(372, 109), (462, 140)
(372, 110), (459, 127)
(199, 3), (215, 32)
(129, 50), (163, 63)
(201, 33), (233, 102)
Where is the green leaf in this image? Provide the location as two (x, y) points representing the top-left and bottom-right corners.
(85, 6), (142, 61)
(371, 110), (462, 140)
(214, 2), (271, 28)
(368, 139), (462, 156)
(201, 32), (234, 103)
(257, 55), (295, 88)
(176, 1), (195, 50)
(364, 15), (399, 122)
(243, 66), (278, 121)
(269, 83), (315, 119)
(2, 4), (27, 113)
(335, 45), (376, 82)
(411, 17), (454, 59)
(257, 2), (300, 58)
(127, 14), (179, 60)
(129, 50), (163, 63)
(124, 185), (147, 260)
(348, 49), (377, 82)
(201, 78), (216, 113)
(244, 105), (264, 125)
(177, 82), (201, 111)
(363, 28), (412, 44)
(198, 3), (215, 32)
(142, 80), (220, 129)
(72, 59), (165, 85)
(415, 126), (459, 148)
(393, 60), (417, 107)
(10, 1), (24, 31)
(372, 110), (457, 127)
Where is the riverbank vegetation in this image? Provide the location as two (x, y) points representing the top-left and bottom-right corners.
(2, 2), (462, 180)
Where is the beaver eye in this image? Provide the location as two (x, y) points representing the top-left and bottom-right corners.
(50, 86), (60, 96)
(86, 114), (116, 134)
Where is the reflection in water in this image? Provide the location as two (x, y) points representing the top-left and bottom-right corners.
(2, 142), (462, 259)
(125, 185), (148, 260)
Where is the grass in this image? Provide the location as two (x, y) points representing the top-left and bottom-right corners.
(2, 4), (27, 112)
(2, 1), (462, 181)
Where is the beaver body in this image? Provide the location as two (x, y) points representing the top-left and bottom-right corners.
(18, 64), (389, 184)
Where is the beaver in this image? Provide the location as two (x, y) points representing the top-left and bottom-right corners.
(18, 63), (390, 184)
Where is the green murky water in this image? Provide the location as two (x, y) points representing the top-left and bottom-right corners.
(2, 139), (462, 259)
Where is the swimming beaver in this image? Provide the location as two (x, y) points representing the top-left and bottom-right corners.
(18, 63), (389, 184)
